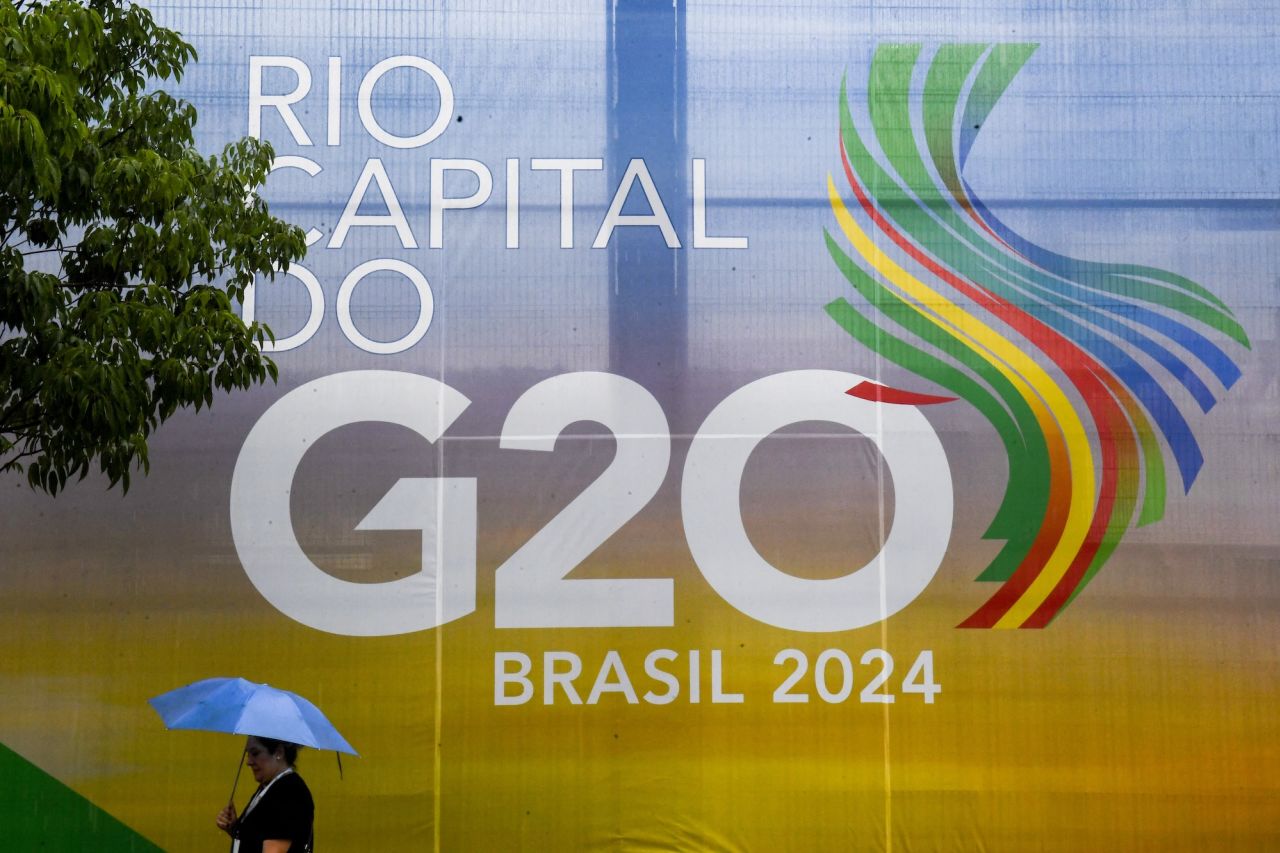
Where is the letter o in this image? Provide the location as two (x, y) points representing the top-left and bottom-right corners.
(358, 56), (454, 149)
(681, 370), (953, 632)
(336, 259), (434, 354)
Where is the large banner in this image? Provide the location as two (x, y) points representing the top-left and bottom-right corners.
(3, 1), (1278, 849)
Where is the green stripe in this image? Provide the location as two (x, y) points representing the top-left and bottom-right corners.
(925, 43), (989, 209)
(0, 742), (162, 851)
(959, 43), (1038, 170)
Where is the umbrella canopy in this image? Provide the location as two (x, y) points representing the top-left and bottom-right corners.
(148, 677), (357, 755)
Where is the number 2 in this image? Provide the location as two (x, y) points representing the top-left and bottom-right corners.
(494, 372), (673, 628)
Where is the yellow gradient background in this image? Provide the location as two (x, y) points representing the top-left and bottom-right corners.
(2, 490), (1277, 850)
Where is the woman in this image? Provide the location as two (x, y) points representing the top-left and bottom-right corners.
(216, 736), (314, 853)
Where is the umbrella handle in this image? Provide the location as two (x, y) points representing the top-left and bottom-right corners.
(228, 744), (247, 807)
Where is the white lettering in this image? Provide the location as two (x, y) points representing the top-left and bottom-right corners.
(710, 649), (744, 703)
(544, 652), (583, 705)
(329, 158), (417, 249)
(242, 262), (324, 353)
(532, 158), (603, 248)
(688, 650), (701, 704)
(336, 259), (434, 354)
(494, 653), (534, 706)
(327, 56), (342, 146)
(592, 158), (680, 248)
(682, 371), (952, 632)
(586, 650), (639, 704)
(229, 372), (476, 636)
(642, 650), (680, 705)
(505, 158), (520, 249)
(267, 156), (324, 247)
(430, 159), (493, 248)
(248, 56), (312, 144)
(358, 56), (454, 149)
(692, 158), (748, 249)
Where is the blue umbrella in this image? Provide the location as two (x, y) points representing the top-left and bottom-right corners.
(149, 677), (356, 802)
(149, 677), (357, 753)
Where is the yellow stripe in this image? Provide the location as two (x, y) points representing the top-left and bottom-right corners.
(827, 176), (1095, 625)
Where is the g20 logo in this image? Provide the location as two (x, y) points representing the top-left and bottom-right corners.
(229, 370), (953, 636)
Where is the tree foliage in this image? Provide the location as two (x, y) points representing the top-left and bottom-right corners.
(0, 0), (305, 493)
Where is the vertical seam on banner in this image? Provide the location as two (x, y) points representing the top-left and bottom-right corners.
(875, 260), (893, 853)
(434, 313), (446, 852)
(433, 9), (450, 844)
(434, 595), (443, 853)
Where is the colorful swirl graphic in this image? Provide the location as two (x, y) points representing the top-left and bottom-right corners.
(824, 44), (1250, 628)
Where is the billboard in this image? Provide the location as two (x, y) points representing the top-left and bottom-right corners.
(2, 1), (1278, 849)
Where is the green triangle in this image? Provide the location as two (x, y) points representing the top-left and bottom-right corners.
(0, 742), (161, 851)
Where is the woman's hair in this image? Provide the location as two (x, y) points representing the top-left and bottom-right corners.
(252, 736), (301, 766)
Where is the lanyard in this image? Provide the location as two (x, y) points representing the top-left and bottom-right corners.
(242, 767), (294, 821)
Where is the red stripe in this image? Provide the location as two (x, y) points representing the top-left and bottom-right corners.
(846, 381), (957, 405)
(1022, 367), (1139, 627)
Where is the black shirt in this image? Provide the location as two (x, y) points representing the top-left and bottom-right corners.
(233, 770), (314, 853)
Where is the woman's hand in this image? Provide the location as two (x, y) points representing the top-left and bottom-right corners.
(215, 803), (239, 835)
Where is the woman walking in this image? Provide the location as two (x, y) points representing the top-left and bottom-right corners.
(216, 736), (314, 853)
